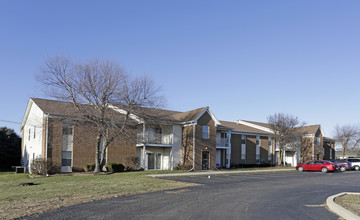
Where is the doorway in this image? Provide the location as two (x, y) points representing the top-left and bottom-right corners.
(202, 151), (209, 170)
(147, 152), (162, 170)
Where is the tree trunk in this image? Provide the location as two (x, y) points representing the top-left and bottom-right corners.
(342, 146), (346, 159)
(99, 139), (108, 172)
(278, 148), (284, 166)
(94, 133), (102, 173)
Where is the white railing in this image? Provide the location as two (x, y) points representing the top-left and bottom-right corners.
(137, 133), (173, 145)
(216, 138), (229, 147)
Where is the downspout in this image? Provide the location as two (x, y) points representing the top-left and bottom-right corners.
(312, 137), (315, 161)
(193, 123), (196, 171)
(45, 114), (49, 160)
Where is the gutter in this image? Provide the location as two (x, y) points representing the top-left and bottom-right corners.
(45, 114), (49, 160)
(193, 123), (196, 170)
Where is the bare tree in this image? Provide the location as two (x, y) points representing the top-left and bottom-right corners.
(38, 56), (165, 172)
(267, 113), (305, 166)
(334, 124), (360, 158)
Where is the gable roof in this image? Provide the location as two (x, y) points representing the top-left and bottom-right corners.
(25, 98), (217, 125)
(237, 119), (322, 136)
(220, 121), (272, 135)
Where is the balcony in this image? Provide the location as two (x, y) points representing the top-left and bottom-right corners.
(137, 133), (173, 145)
(216, 138), (229, 147)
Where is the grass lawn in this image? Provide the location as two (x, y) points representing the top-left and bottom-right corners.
(0, 170), (195, 219)
(334, 194), (360, 216)
(0, 166), (292, 219)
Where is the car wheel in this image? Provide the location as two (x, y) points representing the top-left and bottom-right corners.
(321, 167), (328, 173)
(355, 166), (360, 171)
(298, 167), (304, 172)
(340, 166), (346, 172)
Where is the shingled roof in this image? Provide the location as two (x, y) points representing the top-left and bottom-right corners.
(238, 119), (321, 135)
(220, 120), (272, 135)
(30, 98), (209, 124)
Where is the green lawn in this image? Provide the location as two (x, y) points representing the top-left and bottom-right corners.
(0, 170), (194, 219)
(0, 167), (293, 219)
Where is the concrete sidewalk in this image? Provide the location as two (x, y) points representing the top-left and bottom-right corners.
(148, 168), (294, 177)
(327, 192), (360, 220)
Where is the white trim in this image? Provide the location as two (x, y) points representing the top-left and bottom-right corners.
(230, 131), (270, 136)
(144, 144), (173, 147)
(193, 123), (196, 170)
(194, 107), (221, 126)
(236, 120), (274, 133)
(108, 104), (143, 123)
(216, 146), (231, 149)
(45, 114), (49, 159)
(21, 99), (34, 130)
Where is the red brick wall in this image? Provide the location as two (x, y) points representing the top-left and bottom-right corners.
(246, 136), (256, 164)
(230, 134), (242, 165)
(195, 112), (216, 170)
(260, 136), (269, 163)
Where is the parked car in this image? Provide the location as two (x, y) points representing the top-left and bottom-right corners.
(296, 160), (337, 173)
(346, 158), (360, 171)
(330, 159), (351, 172)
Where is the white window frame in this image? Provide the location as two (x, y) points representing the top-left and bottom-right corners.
(202, 125), (209, 139)
(256, 136), (260, 164)
(241, 135), (246, 164)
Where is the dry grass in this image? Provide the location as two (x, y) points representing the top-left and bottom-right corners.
(0, 171), (197, 219)
(334, 194), (360, 216)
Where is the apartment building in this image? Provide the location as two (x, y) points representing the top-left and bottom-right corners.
(21, 98), (335, 172)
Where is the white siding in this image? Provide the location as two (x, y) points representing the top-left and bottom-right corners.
(22, 102), (44, 171)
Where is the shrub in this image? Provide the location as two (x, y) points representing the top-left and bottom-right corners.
(105, 162), (125, 173)
(30, 158), (57, 175)
(175, 162), (192, 170)
(125, 157), (140, 171)
(84, 163), (95, 172)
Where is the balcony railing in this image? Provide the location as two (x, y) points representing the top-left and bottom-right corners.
(137, 133), (173, 145)
(216, 138), (229, 147)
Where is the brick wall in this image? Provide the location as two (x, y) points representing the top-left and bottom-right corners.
(194, 112), (216, 170)
(230, 134), (241, 165)
(246, 136), (256, 164)
(260, 136), (269, 163)
(182, 125), (194, 169)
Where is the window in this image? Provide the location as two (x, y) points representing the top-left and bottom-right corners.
(202, 126), (209, 139)
(28, 128), (31, 141)
(317, 137), (320, 146)
(241, 135), (246, 164)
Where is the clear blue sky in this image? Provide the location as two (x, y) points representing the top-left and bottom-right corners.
(1, 0), (359, 138)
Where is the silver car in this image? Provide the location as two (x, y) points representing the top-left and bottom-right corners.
(346, 158), (360, 171)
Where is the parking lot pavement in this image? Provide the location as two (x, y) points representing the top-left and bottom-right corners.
(24, 170), (360, 220)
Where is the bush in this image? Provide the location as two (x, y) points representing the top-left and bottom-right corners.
(84, 163), (95, 172)
(125, 157), (140, 171)
(105, 162), (125, 173)
(30, 158), (57, 175)
(175, 162), (192, 170)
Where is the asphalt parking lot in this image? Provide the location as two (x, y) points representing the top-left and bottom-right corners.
(24, 170), (360, 220)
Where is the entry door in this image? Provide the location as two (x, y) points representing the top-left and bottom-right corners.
(202, 151), (209, 170)
(147, 153), (155, 170)
(147, 152), (162, 170)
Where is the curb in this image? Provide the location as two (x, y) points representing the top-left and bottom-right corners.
(326, 192), (360, 220)
(148, 168), (293, 177)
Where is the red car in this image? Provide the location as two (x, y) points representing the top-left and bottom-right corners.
(296, 160), (337, 173)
